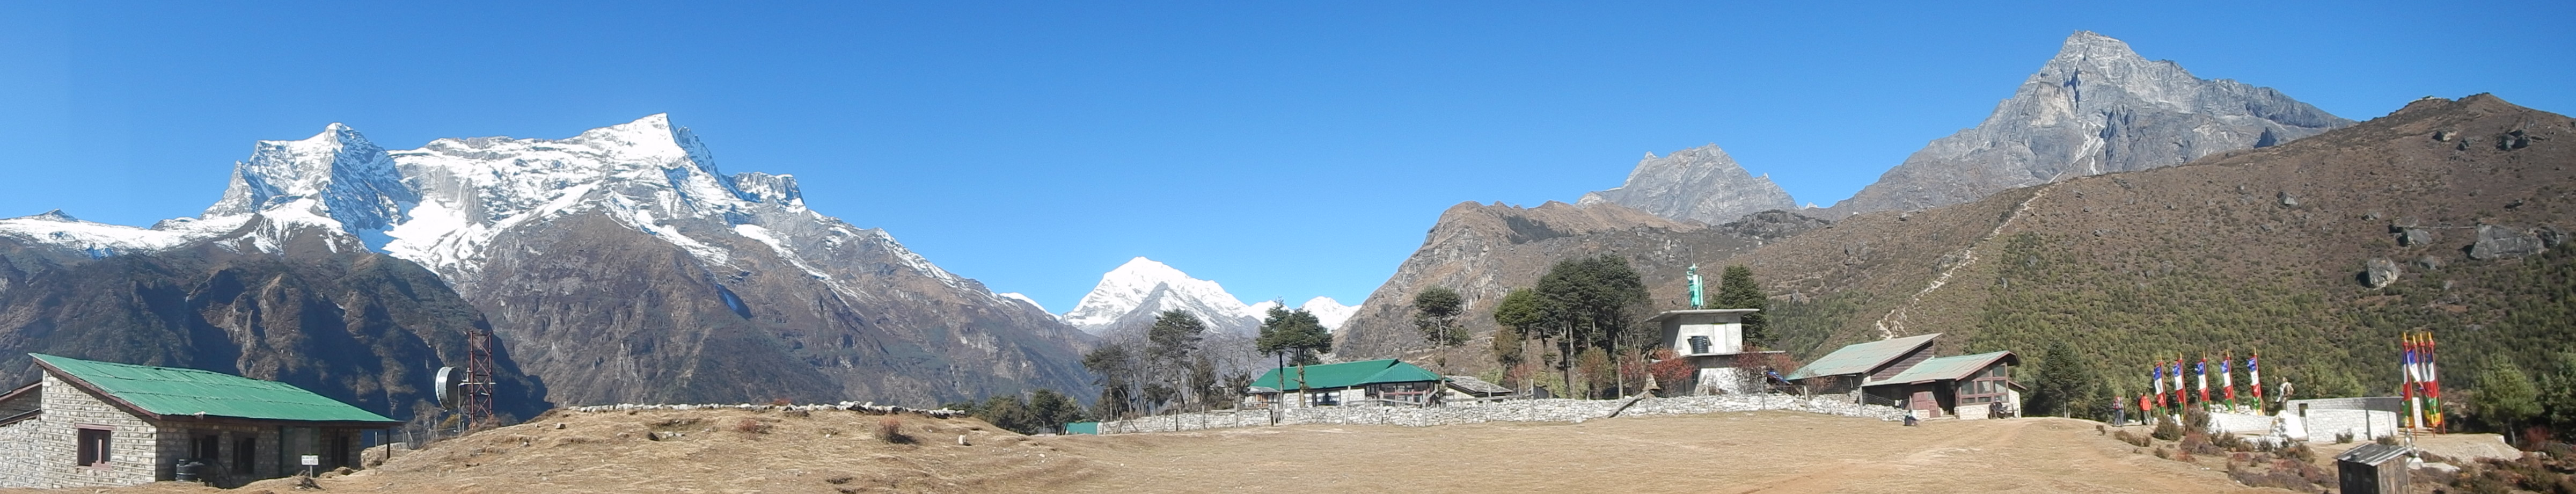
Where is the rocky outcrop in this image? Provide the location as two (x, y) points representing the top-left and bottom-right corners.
(1829, 31), (2352, 214)
(2469, 224), (2546, 259)
(1579, 145), (1797, 224)
(2362, 258), (2401, 288)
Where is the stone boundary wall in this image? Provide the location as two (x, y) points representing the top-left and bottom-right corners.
(1097, 394), (1904, 434)
(564, 402), (969, 418)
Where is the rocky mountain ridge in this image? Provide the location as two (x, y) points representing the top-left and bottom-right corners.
(1, 115), (1095, 407)
(1829, 31), (2353, 214)
(1579, 144), (1797, 225)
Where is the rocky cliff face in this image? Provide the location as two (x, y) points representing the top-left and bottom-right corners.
(1829, 31), (2352, 214)
(1578, 144), (1797, 224)
(1332, 201), (1826, 359)
(0, 213), (549, 424)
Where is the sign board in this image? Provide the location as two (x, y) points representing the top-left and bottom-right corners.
(300, 455), (319, 466)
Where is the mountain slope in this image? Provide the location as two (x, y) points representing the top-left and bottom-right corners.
(1830, 31), (2352, 214)
(0, 213), (550, 424)
(1333, 202), (1827, 359)
(1579, 144), (1797, 224)
(1347, 94), (2572, 398)
(5, 115), (1094, 407)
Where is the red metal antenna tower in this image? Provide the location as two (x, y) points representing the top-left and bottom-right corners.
(462, 327), (496, 431)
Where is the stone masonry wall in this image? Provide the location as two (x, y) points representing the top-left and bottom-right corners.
(1097, 394), (1904, 434)
(21, 374), (161, 488)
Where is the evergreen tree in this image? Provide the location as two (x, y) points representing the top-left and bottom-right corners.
(1027, 388), (1087, 433)
(2024, 339), (2104, 419)
(1529, 255), (1649, 397)
(2542, 353), (2576, 433)
(1715, 265), (1771, 348)
(1080, 344), (1139, 419)
(1144, 310), (1207, 413)
(1412, 286), (1467, 346)
(2473, 361), (2541, 443)
(1255, 306), (1333, 366)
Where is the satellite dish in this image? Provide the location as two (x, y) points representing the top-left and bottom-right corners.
(434, 366), (461, 409)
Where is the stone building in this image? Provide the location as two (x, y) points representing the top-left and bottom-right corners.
(0, 354), (401, 489)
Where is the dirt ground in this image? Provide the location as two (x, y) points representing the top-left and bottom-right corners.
(7, 409), (2294, 493)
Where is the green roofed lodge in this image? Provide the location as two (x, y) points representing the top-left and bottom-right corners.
(1242, 359), (1446, 408)
(0, 354), (400, 488)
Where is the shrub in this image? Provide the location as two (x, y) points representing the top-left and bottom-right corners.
(2151, 415), (2184, 441)
(875, 417), (914, 444)
(2280, 444), (2316, 463)
(732, 418), (772, 434)
(2113, 430), (2152, 447)
(2334, 432), (2355, 444)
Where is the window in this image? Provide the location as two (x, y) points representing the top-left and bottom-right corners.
(233, 437), (257, 475)
(1305, 390), (1341, 406)
(77, 428), (111, 466)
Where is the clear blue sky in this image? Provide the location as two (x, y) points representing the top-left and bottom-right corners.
(2, 2), (2567, 313)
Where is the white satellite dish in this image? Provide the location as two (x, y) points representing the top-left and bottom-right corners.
(434, 366), (462, 409)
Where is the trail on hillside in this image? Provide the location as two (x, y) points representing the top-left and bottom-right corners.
(1874, 184), (2055, 339)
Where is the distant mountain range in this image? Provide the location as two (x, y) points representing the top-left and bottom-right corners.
(0, 115), (1094, 411)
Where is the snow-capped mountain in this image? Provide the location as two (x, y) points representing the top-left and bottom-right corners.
(1058, 257), (1365, 337)
(1062, 257), (1268, 335)
(4, 114), (1094, 406)
(1300, 296), (1358, 330)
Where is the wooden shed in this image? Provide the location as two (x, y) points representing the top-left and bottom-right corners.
(2336, 443), (2410, 494)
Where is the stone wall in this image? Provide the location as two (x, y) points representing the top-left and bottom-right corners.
(7, 374), (163, 488)
(1096, 394), (1903, 434)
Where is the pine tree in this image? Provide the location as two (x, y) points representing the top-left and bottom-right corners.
(1255, 306), (1332, 366)
(1412, 286), (1467, 346)
(2024, 339), (2103, 419)
(1715, 265), (1771, 348)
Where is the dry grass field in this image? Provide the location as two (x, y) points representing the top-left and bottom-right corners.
(1, 407), (2307, 494)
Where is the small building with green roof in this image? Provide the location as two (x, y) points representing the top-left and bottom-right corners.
(1783, 335), (2023, 420)
(1242, 359), (1445, 408)
(0, 353), (401, 489)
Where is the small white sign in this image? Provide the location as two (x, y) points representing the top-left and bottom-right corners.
(299, 455), (319, 466)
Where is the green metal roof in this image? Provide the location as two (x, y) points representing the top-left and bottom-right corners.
(1250, 359), (1440, 391)
(1874, 351), (2018, 386)
(33, 354), (399, 424)
(1783, 333), (1942, 380)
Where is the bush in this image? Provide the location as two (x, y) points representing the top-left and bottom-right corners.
(2152, 415), (2184, 441)
(875, 417), (914, 444)
(2280, 444), (2316, 463)
(732, 418), (772, 434)
(2113, 430), (2153, 447)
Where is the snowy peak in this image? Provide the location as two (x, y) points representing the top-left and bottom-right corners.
(1299, 296), (1358, 330)
(1060, 257), (1255, 331)
(204, 122), (417, 234)
(1058, 257), (1357, 337)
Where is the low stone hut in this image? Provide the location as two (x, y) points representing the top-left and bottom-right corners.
(0, 354), (401, 488)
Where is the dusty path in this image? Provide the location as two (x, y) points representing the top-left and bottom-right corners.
(1049, 411), (2280, 494)
(4, 409), (2282, 494)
